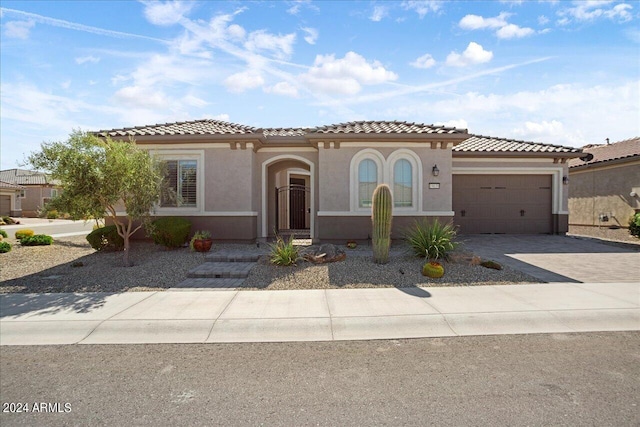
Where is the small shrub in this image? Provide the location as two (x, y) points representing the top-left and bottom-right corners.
(46, 210), (59, 219)
(1, 216), (17, 225)
(20, 234), (54, 246)
(0, 229), (7, 238)
(150, 217), (191, 248)
(0, 241), (11, 253)
(404, 219), (459, 260)
(269, 235), (299, 266)
(86, 225), (124, 251)
(629, 213), (640, 238)
(15, 229), (35, 240)
(480, 260), (502, 270)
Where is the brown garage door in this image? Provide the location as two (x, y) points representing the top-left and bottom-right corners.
(0, 195), (11, 216)
(452, 175), (552, 234)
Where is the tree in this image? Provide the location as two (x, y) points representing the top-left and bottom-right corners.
(27, 130), (164, 266)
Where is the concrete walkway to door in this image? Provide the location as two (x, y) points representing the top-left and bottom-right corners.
(460, 235), (640, 283)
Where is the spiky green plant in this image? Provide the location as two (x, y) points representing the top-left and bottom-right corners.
(372, 184), (393, 264)
(404, 218), (459, 260)
(269, 234), (300, 266)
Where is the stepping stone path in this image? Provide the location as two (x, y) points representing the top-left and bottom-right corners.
(172, 249), (265, 290)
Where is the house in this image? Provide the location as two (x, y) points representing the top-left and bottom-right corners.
(97, 119), (584, 242)
(0, 169), (62, 218)
(568, 137), (640, 238)
(0, 180), (24, 217)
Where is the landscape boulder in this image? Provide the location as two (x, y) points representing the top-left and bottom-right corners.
(300, 244), (346, 264)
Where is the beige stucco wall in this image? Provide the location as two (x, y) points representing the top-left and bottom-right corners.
(203, 148), (254, 211)
(20, 186), (59, 217)
(318, 145), (453, 213)
(569, 160), (640, 227)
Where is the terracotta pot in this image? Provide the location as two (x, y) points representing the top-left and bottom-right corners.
(193, 238), (213, 253)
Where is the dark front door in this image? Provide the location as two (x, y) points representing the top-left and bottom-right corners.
(289, 178), (306, 230)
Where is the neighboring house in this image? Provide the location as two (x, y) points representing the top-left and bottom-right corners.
(0, 180), (24, 217)
(0, 169), (62, 217)
(98, 120), (584, 242)
(568, 137), (640, 234)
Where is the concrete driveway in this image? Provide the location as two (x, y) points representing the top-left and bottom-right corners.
(460, 235), (640, 283)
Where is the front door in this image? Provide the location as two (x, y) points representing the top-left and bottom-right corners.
(289, 178), (307, 230)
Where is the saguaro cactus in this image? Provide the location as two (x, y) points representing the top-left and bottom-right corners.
(371, 183), (393, 264)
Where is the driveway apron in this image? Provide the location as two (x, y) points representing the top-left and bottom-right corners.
(459, 235), (640, 283)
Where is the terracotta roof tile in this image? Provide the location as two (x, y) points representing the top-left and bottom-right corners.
(97, 119), (258, 137)
(262, 128), (310, 137)
(0, 169), (57, 186)
(313, 120), (466, 134)
(454, 135), (581, 154)
(569, 137), (640, 168)
(0, 180), (24, 190)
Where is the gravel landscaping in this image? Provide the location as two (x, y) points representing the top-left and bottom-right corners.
(0, 235), (539, 293)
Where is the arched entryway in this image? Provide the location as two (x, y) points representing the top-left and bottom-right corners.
(261, 155), (315, 240)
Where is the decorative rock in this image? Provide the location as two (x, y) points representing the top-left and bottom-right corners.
(449, 252), (482, 266)
(300, 244), (346, 264)
(480, 260), (503, 270)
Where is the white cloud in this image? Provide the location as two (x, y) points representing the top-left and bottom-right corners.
(60, 80), (71, 89)
(224, 70), (265, 93)
(207, 113), (230, 121)
(370, 6), (388, 22)
(227, 24), (246, 40)
(75, 55), (100, 64)
(401, 1), (443, 18)
(4, 20), (35, 39)
(265, 81), (299, 97)
(514, 120), (564, 137)
(446, 42), (493, 67)
(244, 30), (296, 59)
(301, 27), (318, 45)
(559, 1), (634, 24)
(459, 12), (535, 39)
(410, 53), (436, 69)
(113, 85), (170, 109)
(181, 94), (209, 108)
(286, 0), (318, 15)
(435, 119), (468, 130)
(496, 23), (535, 39)
(459, 12), (510, 30)
(538, 15), (550, 25)
(300, 51), (398, 95)
(142, 0), (194, 26)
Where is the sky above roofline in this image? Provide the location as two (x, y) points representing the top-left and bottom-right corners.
(1, 0), (639, 169)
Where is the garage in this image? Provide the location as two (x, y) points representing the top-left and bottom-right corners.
(452, 174), (553, 234)
(0, 195), (11, 216)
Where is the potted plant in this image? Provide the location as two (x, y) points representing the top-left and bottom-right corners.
(190, 230), (213, 252)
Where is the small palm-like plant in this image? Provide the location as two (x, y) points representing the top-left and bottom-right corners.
(404, 219), (459, 260)
(269, 234), (300, 266)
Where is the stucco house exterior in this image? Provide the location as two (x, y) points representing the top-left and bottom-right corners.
(0, 180), (24, 217)
(98, 119), (584, 242)
(568, 137), (640, 237)
(0, 169), (62, 218)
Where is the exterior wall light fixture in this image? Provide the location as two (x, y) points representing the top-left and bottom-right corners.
(432, 165), (439, 177)
(562, 176), (569, 185)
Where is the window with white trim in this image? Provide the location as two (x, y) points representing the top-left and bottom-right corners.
(358, 159), (378, 207)
(51, 189), (59, 198)
(393, 159), (412, 207)
(161, 160), (198, 207)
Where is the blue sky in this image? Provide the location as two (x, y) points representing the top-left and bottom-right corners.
(1, 0), (639, 170)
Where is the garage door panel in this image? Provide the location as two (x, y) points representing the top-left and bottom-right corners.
(453, 175), (552, 234)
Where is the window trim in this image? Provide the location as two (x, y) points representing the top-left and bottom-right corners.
(350, 148), (422, 213)
(349, 149), (385, 212)
(386, 149), (422, 212)
(152, 149), (204, 213)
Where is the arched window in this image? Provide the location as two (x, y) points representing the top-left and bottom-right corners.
(394, 159), (412, 207)
(358, 159), (377, 207)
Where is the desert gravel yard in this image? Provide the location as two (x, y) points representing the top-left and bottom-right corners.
(0, 235), (538, 293)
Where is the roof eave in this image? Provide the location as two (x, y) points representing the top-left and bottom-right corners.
(569, 154), (640, 170)
(453, 151), (583, 158)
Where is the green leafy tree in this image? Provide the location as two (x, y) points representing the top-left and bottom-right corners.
(27, 130), (165, 266)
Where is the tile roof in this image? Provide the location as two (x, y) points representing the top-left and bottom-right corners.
(0, 180), (24, 190)
(97, 120), (466, 137)
(0, 169), (58, 186)
(97, 119), (259, 137)
(312, 121), (466, 134)
(454, 135), (581, 154)
(569, 137), (640, 168)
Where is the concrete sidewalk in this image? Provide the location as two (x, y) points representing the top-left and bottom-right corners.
(1, 282), (638, 345)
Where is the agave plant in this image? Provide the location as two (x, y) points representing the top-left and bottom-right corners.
(404, 218), (459, 260)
